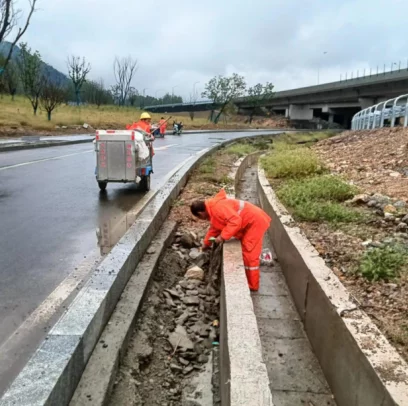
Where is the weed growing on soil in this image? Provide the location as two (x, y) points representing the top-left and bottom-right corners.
(288, 201), (361, 223)
(225, 143), (258, 157)
(277, 175), (360, 223)
(278, 175), (358, 205)
(198, 157), (216, 174)
(260, 145), (325, 179)
(359, 245), (407, 281)
(274, 130), (335, 145)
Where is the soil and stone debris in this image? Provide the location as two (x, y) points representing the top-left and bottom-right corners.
(109, 230), (222, 406)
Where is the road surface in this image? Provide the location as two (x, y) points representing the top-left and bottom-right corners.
(0, 130), (279, 393)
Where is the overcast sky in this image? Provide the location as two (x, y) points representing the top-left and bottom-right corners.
(11, 0), (408, 100)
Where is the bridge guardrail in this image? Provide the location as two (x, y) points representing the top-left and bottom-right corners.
(352, 93), (408, 130)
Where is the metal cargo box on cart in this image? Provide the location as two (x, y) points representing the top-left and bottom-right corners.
(94, 130), (153, 191)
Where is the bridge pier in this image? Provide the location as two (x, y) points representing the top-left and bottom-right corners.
(288, 104), (313, 120)
(358, 97), (375, 109)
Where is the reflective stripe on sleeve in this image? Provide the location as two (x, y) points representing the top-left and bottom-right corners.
(237, 200), (245, 215)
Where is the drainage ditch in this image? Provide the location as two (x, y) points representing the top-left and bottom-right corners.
(109, 230), (222, 406)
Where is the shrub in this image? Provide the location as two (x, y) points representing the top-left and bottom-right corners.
(260, 146), (324, 179)
(359, 246), (407, 281)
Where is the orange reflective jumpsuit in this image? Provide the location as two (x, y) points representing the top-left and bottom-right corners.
(126, 120), (155, 155)
(158, 119), (167, 136)
(203, 189), (271, 291)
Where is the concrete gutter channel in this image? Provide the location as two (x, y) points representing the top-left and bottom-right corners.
(0, 133), (274, 406)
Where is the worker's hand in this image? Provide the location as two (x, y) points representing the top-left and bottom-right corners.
(201, 243), (210, 251)
(215, 236), (224, 244)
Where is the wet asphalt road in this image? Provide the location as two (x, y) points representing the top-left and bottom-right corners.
(0, 130), (280, 392)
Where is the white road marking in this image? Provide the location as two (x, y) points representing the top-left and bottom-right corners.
(154, 143), (178, 151)
(0, 149), (94, 171)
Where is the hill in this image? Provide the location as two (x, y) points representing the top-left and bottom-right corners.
(0, 41), (69, 85)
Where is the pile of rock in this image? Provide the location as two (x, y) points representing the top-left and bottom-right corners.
(350, 193), (408, 231)
(162, 231), (220, 376)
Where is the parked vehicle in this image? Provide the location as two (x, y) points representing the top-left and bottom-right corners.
(94, 130), (153, 192)
(172, 121), (183, 135)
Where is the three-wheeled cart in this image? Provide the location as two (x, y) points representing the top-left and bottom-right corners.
(94, 130), (153, 191)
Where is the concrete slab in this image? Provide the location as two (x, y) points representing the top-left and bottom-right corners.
(253, 271), (289, 297)
(271, 391), (336, 406)
(261, 337), (331, 393)
(257, 318), (304, 340)
(252, 295), (299, 320)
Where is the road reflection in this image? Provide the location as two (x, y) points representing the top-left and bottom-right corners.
(96, 185), (145, 255)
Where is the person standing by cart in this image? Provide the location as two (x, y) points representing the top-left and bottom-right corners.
(126, 112), (155, 155)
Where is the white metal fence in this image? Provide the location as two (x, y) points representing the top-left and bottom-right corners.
(351, 94), (408, 130)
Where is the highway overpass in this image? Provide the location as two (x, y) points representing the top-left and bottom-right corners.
(146, 70), (408, 128)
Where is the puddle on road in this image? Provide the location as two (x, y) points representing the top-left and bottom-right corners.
(96, 185), (146, 255)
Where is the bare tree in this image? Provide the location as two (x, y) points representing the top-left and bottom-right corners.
(40, 79), (68, 120)
(113, 56), (138, 106)
(17, 42), (43, 115)
(0, 0), (38, 73)
(67, 55), (91, 106)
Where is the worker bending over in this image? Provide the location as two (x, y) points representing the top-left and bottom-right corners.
(190, 189), (271, 291)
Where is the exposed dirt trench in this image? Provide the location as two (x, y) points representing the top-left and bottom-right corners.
(109, 229), (222, 406)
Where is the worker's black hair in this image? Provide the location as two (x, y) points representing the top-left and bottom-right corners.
(190, 200), (206, 217)
(161, 117), (164, 119)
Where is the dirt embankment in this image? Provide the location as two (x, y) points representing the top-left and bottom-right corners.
(305, 127), (408, 361)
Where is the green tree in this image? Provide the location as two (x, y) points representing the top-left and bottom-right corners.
(3, 59), (19, 100)
(40, 79), (68, 120)
(201, 73), (246, 123)
(83, 79), (112, 107)
(17, 42), (44, 115)
(246, 82), (275, 123)
(67, 55), (91, 106)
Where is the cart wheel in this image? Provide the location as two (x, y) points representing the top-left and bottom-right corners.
(141, 175), (150, 192)
(98, 181), (107, 191)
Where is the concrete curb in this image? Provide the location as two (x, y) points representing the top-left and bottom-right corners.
(220, 152), (274, 406)
(256, 165), (408, 406)
(0, 138), (93, 152)
(0, 133), (277, 406)
(69, 221), (177, 406)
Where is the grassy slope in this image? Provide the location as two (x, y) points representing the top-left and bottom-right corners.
(0, 96), (211, 132)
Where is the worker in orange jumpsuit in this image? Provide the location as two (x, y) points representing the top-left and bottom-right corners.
(158, 117), (167, 137)
(190, 189), (271, 291)
(126, 112), (153, 134)
(126, 112), (155, 155)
